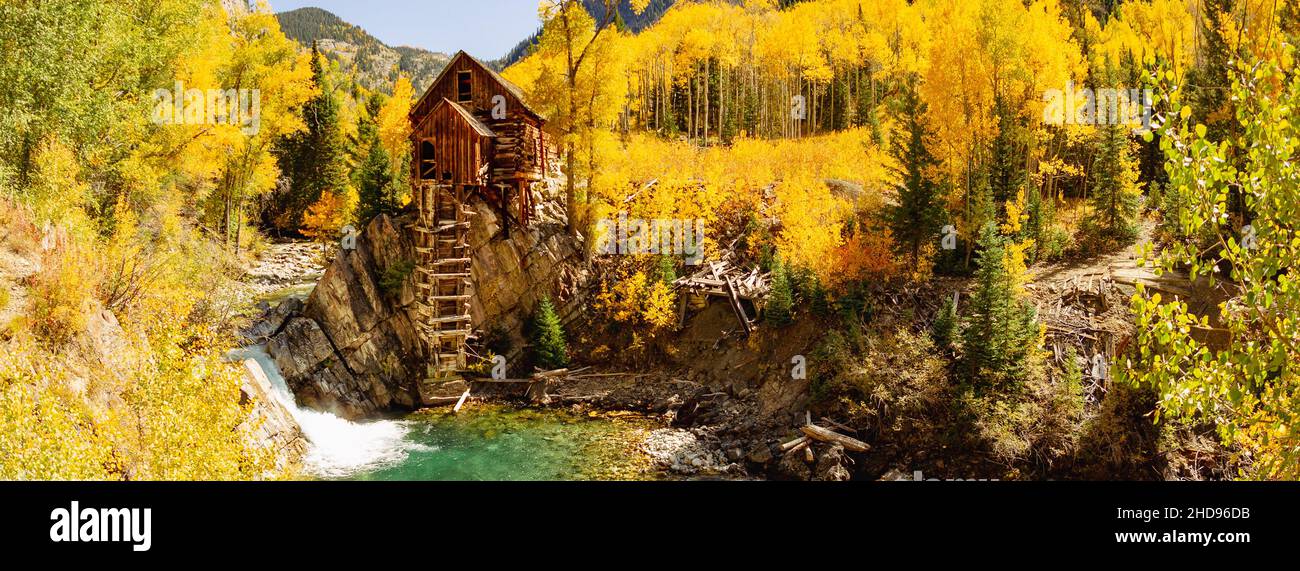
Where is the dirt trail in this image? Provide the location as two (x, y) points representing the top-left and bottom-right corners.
(1031, 221), (1154, 290)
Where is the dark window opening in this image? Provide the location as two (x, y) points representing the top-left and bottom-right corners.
(457, 71), (472, 103)
(419, 141), (436, 180)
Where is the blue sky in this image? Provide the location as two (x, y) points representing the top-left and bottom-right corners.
(269, 1), (544, 60)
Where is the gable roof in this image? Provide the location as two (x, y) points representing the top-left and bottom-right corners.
(433, 98), (496, 137)
(413, 51), (545, 121)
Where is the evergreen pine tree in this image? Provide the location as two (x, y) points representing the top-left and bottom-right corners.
(274, 42), (350, 233)
(1191, 0), (1238, 141)
(354, 141), (395, 224)
(988, 93), (1027, 210)
(532, 296), (569, 369)
(887, 78), (945, 271)
(1086, 121), (1141, 245)
(1022, 184), (1058, 263)
(353, 95), (401, 224)
(961, 224), (1039, 389)
(766, 254), (793, 325)
(962, 173), (997, 271)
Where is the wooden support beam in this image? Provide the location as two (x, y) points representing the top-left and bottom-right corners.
(724, 275), (753, 336)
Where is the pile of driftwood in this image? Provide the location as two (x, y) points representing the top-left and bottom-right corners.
(779, 414), (871, 475)
(673, 252), (770, 335)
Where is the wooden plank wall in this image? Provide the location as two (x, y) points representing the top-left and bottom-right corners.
(413, 57), (525, 122)
(408, 53), (550, 224)
(489, 116), (544, 182)
(414, 103), (490, 187)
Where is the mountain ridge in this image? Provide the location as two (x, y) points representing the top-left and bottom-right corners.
(496, 0), (680, 68)
(275, 7), (451, 94)
(276, 2), (681, 91)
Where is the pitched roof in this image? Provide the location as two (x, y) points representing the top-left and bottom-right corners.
(429, 98), (497, 138)
(414, 51), (545, 121)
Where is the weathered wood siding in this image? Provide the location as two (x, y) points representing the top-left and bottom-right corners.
(410, 52), (546, 184)
(412, 55), (526, 123)
(414, 101), (492, 186)
(489, 117), (545, 182)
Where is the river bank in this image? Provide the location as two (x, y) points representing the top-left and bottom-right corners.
(230, 228), (798, 481)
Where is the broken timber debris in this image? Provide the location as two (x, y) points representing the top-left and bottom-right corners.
(673, 250), (770, 335)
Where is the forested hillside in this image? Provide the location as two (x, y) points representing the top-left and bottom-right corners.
(0, 0), (417, 479)
(498, 0), (678, 68)
(505, 0), (1300, 480)
(276, 7), (449, 93)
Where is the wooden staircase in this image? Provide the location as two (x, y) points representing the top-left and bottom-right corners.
(413, 181), (475, 383)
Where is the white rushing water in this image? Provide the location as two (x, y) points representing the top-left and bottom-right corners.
(229, 346), (414, 478)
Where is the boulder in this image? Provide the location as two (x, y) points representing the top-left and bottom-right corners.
(775, 448), (812, 481)
(746, 442), (775, 465)
(239, 298), (302, 345)
(814, 443), (852, 482)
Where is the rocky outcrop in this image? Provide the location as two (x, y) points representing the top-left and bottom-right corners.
(265, 197), (587, 420)
(238, 359), (309, 474)
(469, 200), (588, 362)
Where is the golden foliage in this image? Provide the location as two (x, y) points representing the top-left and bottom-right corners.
(592, 129), (893, 284)
(27, 244), (99, 347)
(301, 189), (355, 245)
(595, 267), (678, 339)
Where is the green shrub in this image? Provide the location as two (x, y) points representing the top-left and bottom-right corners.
(379, 259), (415, 296)
(812, 328), (950, 441)
(958, 390), (1039, 465)
(932, 296), (957, 351)
(29, 246), (98, 347)
(657, 255), (677, 285)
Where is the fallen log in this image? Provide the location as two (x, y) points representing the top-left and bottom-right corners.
(800, 424), (871, 453)
(569, 372), (638, 379)
(532, 368), (572, 379)
(819, 417), (858, 435)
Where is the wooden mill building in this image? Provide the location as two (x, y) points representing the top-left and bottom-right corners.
(408, 51), (547, 380)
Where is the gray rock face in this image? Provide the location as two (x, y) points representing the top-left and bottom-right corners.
(239, 298), (302, 346)
(238, 359), (308, 474)
(266, 198), (587, 420)
(467, 199), (588, 364)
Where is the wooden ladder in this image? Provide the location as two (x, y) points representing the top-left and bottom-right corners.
(413, 181), (474, 381)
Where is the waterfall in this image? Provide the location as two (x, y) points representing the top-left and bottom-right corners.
(229, 346), (415, 478)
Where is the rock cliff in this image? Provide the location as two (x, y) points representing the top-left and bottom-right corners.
(266, 197), (587, 420)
